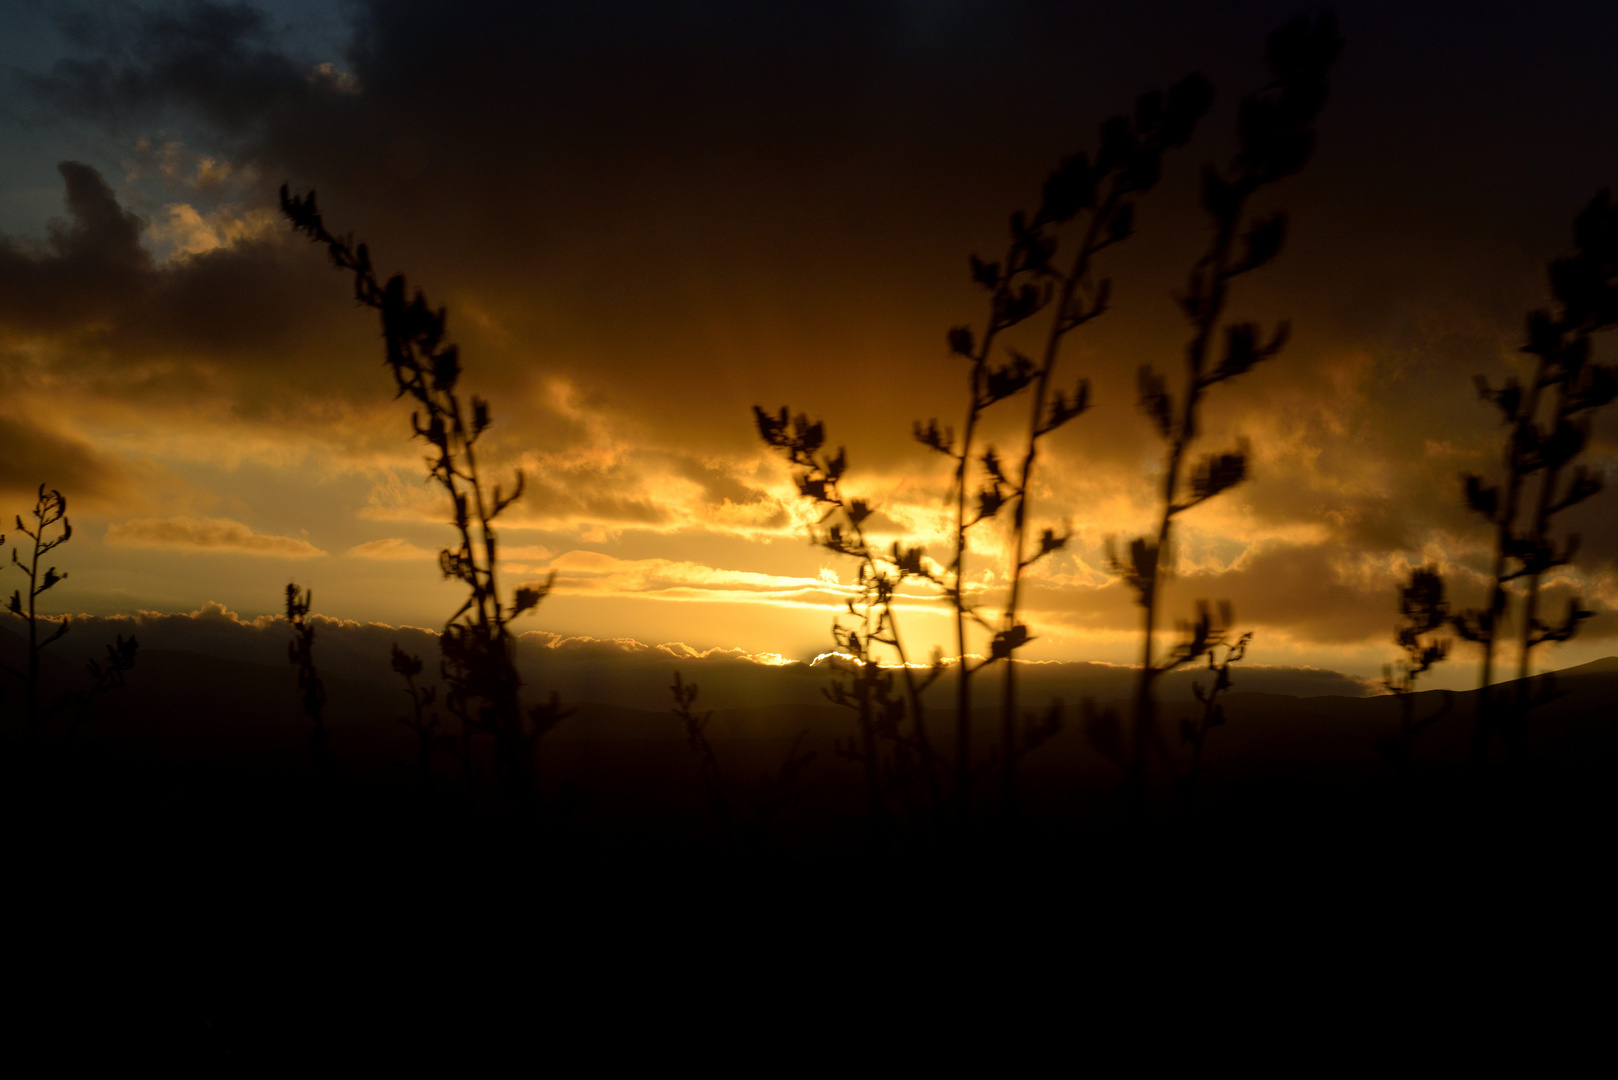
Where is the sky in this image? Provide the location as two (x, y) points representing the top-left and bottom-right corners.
(1, 0), (1616, 688)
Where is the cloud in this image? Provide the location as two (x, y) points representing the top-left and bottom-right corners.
(0, 413), (130, 506)
(307, 62), (360, 95)
(502, 544), (554, 561)
(6, 0), (1618, 668)
(24, 0), (316, 133)
(147, 202), (278, 259)
(346, 537), (434, 560)
(0, 162), (150, 332)
(105, 515), (325, 557)
(540, 549), (887, 609)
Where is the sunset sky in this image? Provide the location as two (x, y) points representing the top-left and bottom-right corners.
(2, 0), (1616, 689)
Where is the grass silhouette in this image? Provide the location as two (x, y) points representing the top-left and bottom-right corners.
(668, 671), (818, 856)
(749, 16), (1350, 836)
(391, 644), (441, 797)
(917, 70), (1215, 824)
(5, 486), (73, 741)
(0, 484), (140, 748)
(1455, 191), (1618, 761)
(284, 582), (328, 772)
(1108, 13), (1341, 812)
(1176, 618), (1251, 815)
(669, 670), (732, 847)
(280, 188), (570, 810)
(1377, 566), (1453, 766)
(66, 632), (138, 746)
(754, 408), (943, 842)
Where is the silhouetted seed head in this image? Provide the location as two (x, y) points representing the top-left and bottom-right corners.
(970, 255), (1000, 290)
(1137, 366), (1174, 439)
(1189, 442), (1249, 503)
(1161, 73), (1215, 146)
(390, 644), (424, 679)
(431, 346), (461, 390)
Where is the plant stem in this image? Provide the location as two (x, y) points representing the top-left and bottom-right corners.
(999, 188), (1116, 814)
(1474, 351), (1550, 761)
(1132, 206), (1241, 809)
(25, 525), (39, 741)
(950, 240), (1021, 831)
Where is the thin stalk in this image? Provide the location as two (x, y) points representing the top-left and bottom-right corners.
(999, 188), (1117, 812)
(951, 240), (1021, 829)
(1131, 210), (1241, 804)
(846, 496), (940, 822)
(1473, 352), (1551, 760)
(25, 526), (39, 739)
(1516, 372), (1573, 687)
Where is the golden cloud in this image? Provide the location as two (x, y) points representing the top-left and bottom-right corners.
(105, 516), (326, 557)
(147, 203), (279, 260)
(346, 537), (435, 560)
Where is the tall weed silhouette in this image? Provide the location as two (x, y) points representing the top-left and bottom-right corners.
(755, 408), (943, 841)
(4, 486), (74, 741)
(1109, 14), (1340, 810)
(669, 671), (816, 854)
(669, 670), (732, 845)
(1454, 191), (1618, 760)
(285, 583), (328, 772)
(1178, 617), (1250, 815)
(918, 72), (1214, 818)
(391, 644), (440, 795)
(281, 188), (569, 808)
(1377, 565), (1452, 765)
(67, 633), (139, 746)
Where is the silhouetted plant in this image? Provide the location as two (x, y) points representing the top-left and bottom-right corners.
(920, 72), (1214, 817)
(1082, 698), (1126, 776)
(1178, 617), (1250, 815)
(755, 407), (944, 840)
(4, 485), (73, 742)
(1377, 565), (1452, 765)
(1111, 14), (1340, 810)
(752, 729), (817, 837)
(391, 644), (439, 794)
(1453, 191), (1618, 760)
(285, 583), (328, 770)
(670, 670), (731, 844)
(670, 669), (816, 855)
(67, 633), (139, 746)
(281, 189), (568, 807)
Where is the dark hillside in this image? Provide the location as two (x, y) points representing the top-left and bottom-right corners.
(6, 620), (1615, 881)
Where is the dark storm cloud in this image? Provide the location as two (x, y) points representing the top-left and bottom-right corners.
(23, 0), (1618, 420)
(26, 0), (310, 132)
(0, 159), (418, 430)
(0, 161), (149, 330)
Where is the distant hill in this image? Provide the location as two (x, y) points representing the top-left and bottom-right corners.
(9, 605), (1374, 714)
(4, 610), (1616, 866)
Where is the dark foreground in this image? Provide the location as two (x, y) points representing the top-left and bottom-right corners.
(6, 649), (1616, 896)
(8, 657), (1615, 1068)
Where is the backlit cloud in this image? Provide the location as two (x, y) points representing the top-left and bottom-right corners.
(346, 537), (433, 560)
(105, 515), (326, 557)
(0, 1), (1613, 679)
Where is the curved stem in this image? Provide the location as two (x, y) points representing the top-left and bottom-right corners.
(1132, 195), (1242, 809)
(999, 187), (1118, 813)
